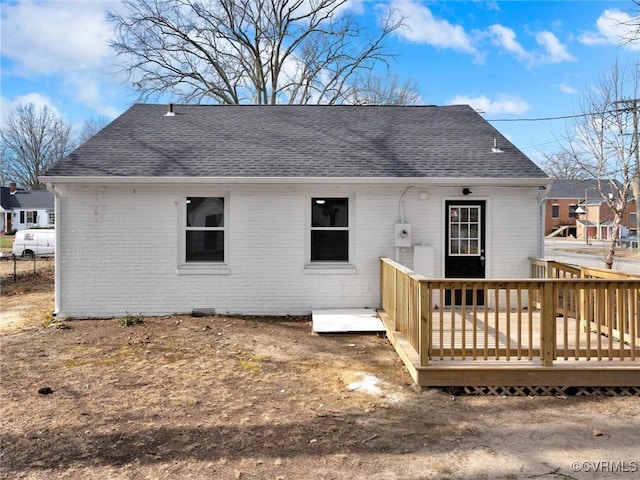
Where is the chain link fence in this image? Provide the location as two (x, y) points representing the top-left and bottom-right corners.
(0, 254), (55, 283)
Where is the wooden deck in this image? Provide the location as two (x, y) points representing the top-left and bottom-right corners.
(380, 258), (640, 388)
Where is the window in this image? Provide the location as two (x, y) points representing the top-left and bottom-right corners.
(551, 204), (559, 218)
(449, 205), (480, 255)
(185, 197), (225, 262)
(311, 198), (349, 262)
(19, 211), (37, 224)
(48, 211), (55, 225)
(568, 204), (577, 218)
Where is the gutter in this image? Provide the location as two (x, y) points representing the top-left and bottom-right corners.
(46, 183), (61, 317)
(41, 175), (552, 187)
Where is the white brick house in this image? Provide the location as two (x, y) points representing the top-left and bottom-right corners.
(42, 104), (549, 319)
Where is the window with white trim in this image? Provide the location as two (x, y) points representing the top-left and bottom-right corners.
(185, 197), (225, 262)
(311, 197), (349, 262)
(19, 211), (38, 224)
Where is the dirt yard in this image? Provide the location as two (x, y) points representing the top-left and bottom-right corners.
(1, 267), (639, 479)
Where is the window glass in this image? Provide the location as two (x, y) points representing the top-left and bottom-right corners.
(312, 198), (348, 227)
(311, 231), (348, 261)
(186, 231), (224, 262)
(311, 198), (349, 262)
(449, 205), (481, 256)
(186, 197), (225, 263)
(187, 197), (224, 227)
(552, 204), (559, 218)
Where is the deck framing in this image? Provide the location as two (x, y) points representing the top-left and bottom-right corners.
(379, 311), (640, 387)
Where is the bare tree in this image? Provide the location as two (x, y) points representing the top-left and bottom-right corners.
(539, 151), (595, 180)
(0, 104), (75, 190)
(622, 1), (640, 43)
(351, 73), (421, 105)
(107, 0), (406, 105)
(561, 61), (639, 268)
(78, 116), (111, 144)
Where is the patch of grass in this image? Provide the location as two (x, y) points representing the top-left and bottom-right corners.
(238, 354), (264, 372)
(430, 463), (453, 475)
(0, 234), (14, 251)
(41, 310), (61, 328)
(119, 312), (145, 327)
(63, 344), (148, 368)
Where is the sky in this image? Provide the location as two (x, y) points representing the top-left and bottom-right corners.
(1, 0), (640, 167)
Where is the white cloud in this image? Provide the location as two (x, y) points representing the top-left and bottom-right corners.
(559, 83), (578, 95)
(535, 31), (575, 63)
(1, 93), (62, 125)
(1, 0), (124, 119)
(389, 0), (477, 54)
(489, 24), (528, 60)
(448, 94), (530, 115)
(386, 1), (574, 66)
(578, 8), (640, 50)
(488, 24), (575, 66)
(1, 1), (115, 77)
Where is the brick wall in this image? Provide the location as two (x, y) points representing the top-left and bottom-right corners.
(53, 183), (541, 318)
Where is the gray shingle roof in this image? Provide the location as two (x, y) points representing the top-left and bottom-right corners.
(548, 179), (627, 201)
(44, 104), (547, 180)
(0, 187), (54, 210)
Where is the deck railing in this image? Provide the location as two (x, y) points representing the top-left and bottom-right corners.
(380, 257), (640, 366)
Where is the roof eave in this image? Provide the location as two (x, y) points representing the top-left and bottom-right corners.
(41, 176), (551, 187)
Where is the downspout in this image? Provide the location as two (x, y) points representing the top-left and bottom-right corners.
(46, 183), (61, 317)
(537, 185), (549, 258)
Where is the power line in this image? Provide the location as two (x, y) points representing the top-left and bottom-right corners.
(486, 112), (589, 122)
(486, 106), (637, 123)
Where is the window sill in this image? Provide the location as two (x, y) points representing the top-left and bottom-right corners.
(177, 264), (230, 275)
(304, 264), (357, 275)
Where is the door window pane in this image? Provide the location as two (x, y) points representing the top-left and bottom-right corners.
(449, 205), (481, 256)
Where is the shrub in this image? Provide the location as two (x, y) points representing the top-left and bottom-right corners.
(119, 312), (144, 327)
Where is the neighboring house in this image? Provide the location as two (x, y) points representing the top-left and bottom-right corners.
(544, 179), (637, 241)
(42, 104), (550, 319)
(0, 182), (55, 233)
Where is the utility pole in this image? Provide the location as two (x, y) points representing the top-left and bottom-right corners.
(630, 100), (640, 251)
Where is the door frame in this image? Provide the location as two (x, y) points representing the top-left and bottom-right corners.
(442, 197), (489, 305)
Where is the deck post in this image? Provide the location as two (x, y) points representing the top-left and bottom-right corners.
(380, 259), (395, 331)
(419, 280), (429, 366)
(542, 280), (555, 367)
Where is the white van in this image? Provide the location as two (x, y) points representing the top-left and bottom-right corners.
(12, 229), (56, 257)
